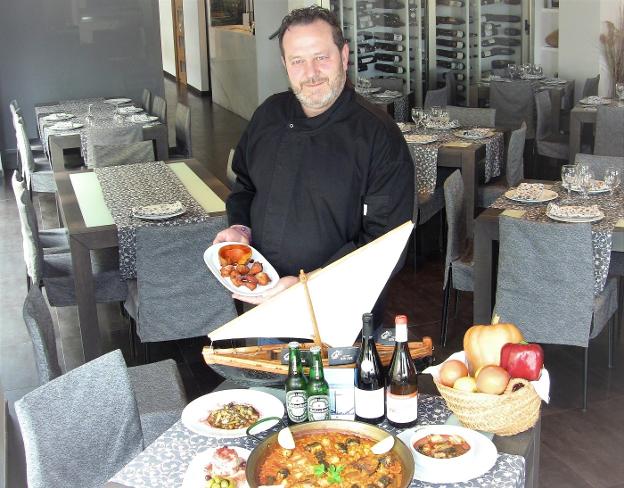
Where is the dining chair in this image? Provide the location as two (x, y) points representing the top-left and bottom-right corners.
(226, 148), (236, 188)
(9, 100), (44, 153)
(14, 117), (55, 194)
(575, 154), (624, 175)
(594, 106), (624, 157)
(490, 80), (535, 139)
(446, 106), (496, 128)
(22, 287), (187, 446)
(141, 88), (152, 113)
(444, 71), (457, 106)
(124, 219), (237, 359)
(494, 216), (618, 410)
(15, 350), (145, 488)
(582, 74), (600, 98)
(424, 86), (448, 109)
(91, 140), (155, 168)
(441, 170), (473, 347)
(152, 95), (167, 124)
(477, 122), (527, 208)
(169, 102), (192, 158)
(12, 172), (127, 304)
(534, 90), (569, 161)
(85, 125), (144, 167)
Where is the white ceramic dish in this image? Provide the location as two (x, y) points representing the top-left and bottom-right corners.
(181, 389), (284, 438)
(398, 425), (497, 484)
(504, 188), (558, 203)
(49, 121), (84, 131)
(203, 242), (279, 297)
(117, 106), (143, 115)
(569, 180), (610, 194)
(131, 114), (159, 123)
(453, 129), (495, 140)
(42, 113), (74, 122)
(181, 446), (251, 488)
(547, 211), (605, 223)
(104, 97), (132, 105)
(404, 134), (438, 144)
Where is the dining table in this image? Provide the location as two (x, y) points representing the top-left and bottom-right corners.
(568, 99), (623, 162)
(34, 97), (169, 170)
(53, 157), (230, 361)
(105, 376), (541, 488)
(358, 89), (411, 122)
(473, 179), (624, 323)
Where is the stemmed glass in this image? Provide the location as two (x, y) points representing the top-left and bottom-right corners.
(85, 104), (94, 127)
(411, 108), (424, 127)
(561, 164), (577, 201)
(604, 166), (621, 195)
(579, 169), (595, 200)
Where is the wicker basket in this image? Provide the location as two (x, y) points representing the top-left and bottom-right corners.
(434, 377), (541, 436)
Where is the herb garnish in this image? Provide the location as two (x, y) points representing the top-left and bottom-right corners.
(313, 464), (344, 484)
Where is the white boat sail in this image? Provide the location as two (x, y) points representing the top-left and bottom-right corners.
(208, 220), (415, 347)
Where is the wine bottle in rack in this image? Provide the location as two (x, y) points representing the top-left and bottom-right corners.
(481, 38), (496, 46)
(482, 23), (500, 36)
(375, 63), (405, 74)
(436, 28), (465, 38)
(480, 0), (501, 4)
(436, 16), (466, 25)
(373, 13), (404, 27)
(491, 59), (515, 69)
(493, 37), (521, 47)
(436, 0), (464, 6)
(357, 63), (369, 72)
(481, 47), (515, 57)
(360, 55), (376, 64)
(375, 32), (404, 42)
(503, 27), (522, 36)
(481, 14), (521, 23)
(437, 60), (465, 70)
(357, 31), (374, 42)
(377, 53), (402, 63)
(358, 15), (375, 29)
(437, 38), (465, 48)
(375, 42), (405, 52)
(358, 44), (375, 54)
(375, 0), (406, 9)
(437, 49), (464, 60)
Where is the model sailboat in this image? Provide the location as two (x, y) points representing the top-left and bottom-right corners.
(203, 221), (433, 376)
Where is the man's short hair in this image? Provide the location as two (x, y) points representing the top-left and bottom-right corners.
(277, 6), (346, 56)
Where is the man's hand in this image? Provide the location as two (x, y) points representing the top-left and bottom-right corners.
(232, 275), (299, 305)
(213, 225), (251, 245)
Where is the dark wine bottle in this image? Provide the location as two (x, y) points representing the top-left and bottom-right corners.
(480, 0), (501, 4)
(386, 315), (418, 428)
(360, 55), (376, 64)
(437, 60), (465, 70)
(436, 28), (465, 38)
(354, 313), (385, 424)
(437, 49), (464, 60)
(436, 16), (465, 25)
(375, 32), (404, 42)
(375, 42), (405, 52)
(491, 59), (515, 69)
(503, 27), (522, 36)
(358, 44), (375, 54)
(493, 37), (521, 47)
(377, 53), (402, 62)
(481, 14), (521, 23)
(436, 0), (464, 6)
(481, 38), (496, 46)
(375, 63), (405, 74)
(437, 38), (465, 48)
(481, 47), (515, 57)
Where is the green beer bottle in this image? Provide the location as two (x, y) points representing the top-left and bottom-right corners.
(285, 341), (308, 424)
(306, 345), (330, 421)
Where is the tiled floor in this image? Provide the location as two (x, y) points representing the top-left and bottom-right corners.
(1, 78), (623, 487)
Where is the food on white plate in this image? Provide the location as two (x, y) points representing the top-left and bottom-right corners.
(218, 244), (272, 291)
(202, 402), (260, 430)
(439, 360), (469, 387)
(204, 446), (247, 487)
(413, 433), (471, 459)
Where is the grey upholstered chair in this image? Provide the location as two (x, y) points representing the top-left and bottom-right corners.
(152, 95), (167, 124)
(169, 102), (192, 158)
(441, 170), (473, 346)
(85, 125), (144, 167)
(9, 100), (44, 153)
(141, 88), (152, 112)
(477, 122), (527, 207)
(490, 80), (535, 139)
(15, 349), (145, 488)
(535, 90), (569, 160)
(12, 172), (127, 304)
(494, 216), (618, 410)
(22, 287), (187, 446)
(582, 74), (600, 98)
(424, 86), (448, 109)
(446, 106), (496, 128)
(125, 219), (237, 351)
(226, 148), (236, 188)
(575, 154), (624, 176)
(91, 140), (155, 168)
(444, 71), (457, 106)
(15, 117), (55, 194)
(594, 106), (624, 157)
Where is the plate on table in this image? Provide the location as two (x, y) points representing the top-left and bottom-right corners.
(49, 121), (84, 131)
(117, 106), (143, 115)
(546, 203), (605, 223)
(424, 120), (460, 130)
(398, 424), (497, 484)
(181, 389), (284, 438)
(181, 446), (251, 488)
(579, 96), (611, 106)
(453, 128), (495, 140)
(203, 242), (279, 297)
(396, 122), (413, 133)
(521, 74), (545, 80)
(404, 134), (438, 145)
(42, 113), (74, 122)
(131, 113), (159, 123)
(132, 201), (186, 220)
(504, 188), (558, 203)
(356, 86), (381, 95)
(104, 97), (132, 105)
(569, 179), (610, 194)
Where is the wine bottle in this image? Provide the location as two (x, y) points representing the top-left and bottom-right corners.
(375, 63), (405, 74)
(360, 55), (376, 64)
(493, 37), (521, 47)
(375, 32), (404, 42)
(358, 64), (369, 72)
(386, 315), (418, 428)
(373, 13), (405, 27)
(437, 49), (464, 60)
(492, 59), (515, 69)
(503, 27), (522, 36)
(436, 28), (465, 38)
(437, 0), (464, 6)
(481, 14), (521, 23)
(357, 31), (374, 42)
(481, 38), (496, 46)
(377, 53), (402, 63)
(358, 15), (375, 29)
(437, 38), (465, 49)
(358, 44), (375, 54)
(436, 16), (465, 25)
(437, 60), (465, 70)
(480, 0), (501, 4)
(354, 313), (385, 424)
(481, 47), (515, 57)
(374, 0), (405, 9)
(375, 42), (405, 52)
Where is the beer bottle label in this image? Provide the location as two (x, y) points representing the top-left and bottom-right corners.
(307, 395), (330, 421)
(286, 390), (308, 423)
(386, 391), (418, 423)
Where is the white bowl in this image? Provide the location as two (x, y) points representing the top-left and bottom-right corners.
(409, 425), (477, 471)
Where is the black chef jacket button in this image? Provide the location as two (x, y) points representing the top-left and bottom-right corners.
(288, 123), (294, 128)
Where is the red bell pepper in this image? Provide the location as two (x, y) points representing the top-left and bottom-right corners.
(500, 342), (544, 381)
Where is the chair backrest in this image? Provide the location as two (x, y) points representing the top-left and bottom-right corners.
(494, 216), (595, 347)
(226, 148), (236, 188)
(443, 170), (467, 288)
(582, 74), (600, 98)
(534, 90), (553, 142)
(446, 106), (496, 128)
(575, 153), (624, 178)
(23, 287), (63, 384)
(175, 102), (192, 157)
(92, 140), (155, 168)
(135, 219), (238, 342)
(505, 121), (527, 187)
(15, 350), (144, 488)
(85, 125), (144, 167)
(11, 171), (44, 284)
(594, 106), (624, 157)
(141, 88), (152, 112)
(490, 80), (535, 138)
(424, 86), (448, 109)
(14, 117), (35, 185)
(444, 71), (457, 106)
(152, 95), (167, 123)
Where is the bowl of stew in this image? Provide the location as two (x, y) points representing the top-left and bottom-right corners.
(409, 425), (476, 470)
(246, 420), (414, 488)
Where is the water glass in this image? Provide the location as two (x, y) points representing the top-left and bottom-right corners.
(579, 170), (594, 199)
(616, 82), (624, 101)
(430, 106), (441, 119)
(85, 104), (94, 127)
(561, 164), (577, 200)
(604, 166), (621, 195)
(411, 108), (424, 127)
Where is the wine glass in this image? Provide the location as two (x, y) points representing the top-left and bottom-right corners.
(535, 65), (544, 77)
(411, 108), (424, 127)
(604, 166), (621, 195)
(616, 82), (624, 101)
(561, 164), (577, 200)
(579, 169), (595, 199)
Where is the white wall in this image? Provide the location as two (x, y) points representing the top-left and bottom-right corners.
(183, 0), (210, 92)
(159, 0), (176, 76)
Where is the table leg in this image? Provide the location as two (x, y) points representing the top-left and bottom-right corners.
(460, 151), (478, 238)
(474, 217), (494, 323)
(49, 137), (65, 171)
(569, 111), (582, 162)
(69, 235), (102, 361)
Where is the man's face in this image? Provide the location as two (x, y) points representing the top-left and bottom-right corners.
(281, 19), (349, 117)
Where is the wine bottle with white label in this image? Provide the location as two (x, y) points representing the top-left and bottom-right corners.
(355, 313), (385, 423)
(386, 315), (418, 428)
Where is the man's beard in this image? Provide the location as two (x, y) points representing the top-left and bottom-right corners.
(292, 69), (346, 111)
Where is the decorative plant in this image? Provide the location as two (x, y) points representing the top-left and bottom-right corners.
(600, 2), (624, 94)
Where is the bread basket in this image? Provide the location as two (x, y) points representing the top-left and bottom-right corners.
(434, 377), (541, 436)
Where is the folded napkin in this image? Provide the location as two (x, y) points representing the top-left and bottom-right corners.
(513, 183), (544, 201)
(117, 106), (143, 115)
(132, 201), (185, 217)
(131, 114), (158, 123)
(50, 121), (80, 130)
(375, 90), (402, 97)
(547, 203), (602, 219)
(404, 134), (437, 144)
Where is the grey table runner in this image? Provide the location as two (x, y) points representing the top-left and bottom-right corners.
(362, 92), (410, 122)
(406, 127), (504, 195)
(491, 182), (623, 294)
(110, 394), (525, 488)
(95, 161), (212, 280)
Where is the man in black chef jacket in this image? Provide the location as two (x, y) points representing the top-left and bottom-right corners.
(214, 6), (414, 306)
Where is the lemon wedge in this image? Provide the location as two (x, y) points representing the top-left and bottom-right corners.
(371, 435), (394, 455)
(277, 426), (295, 449)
